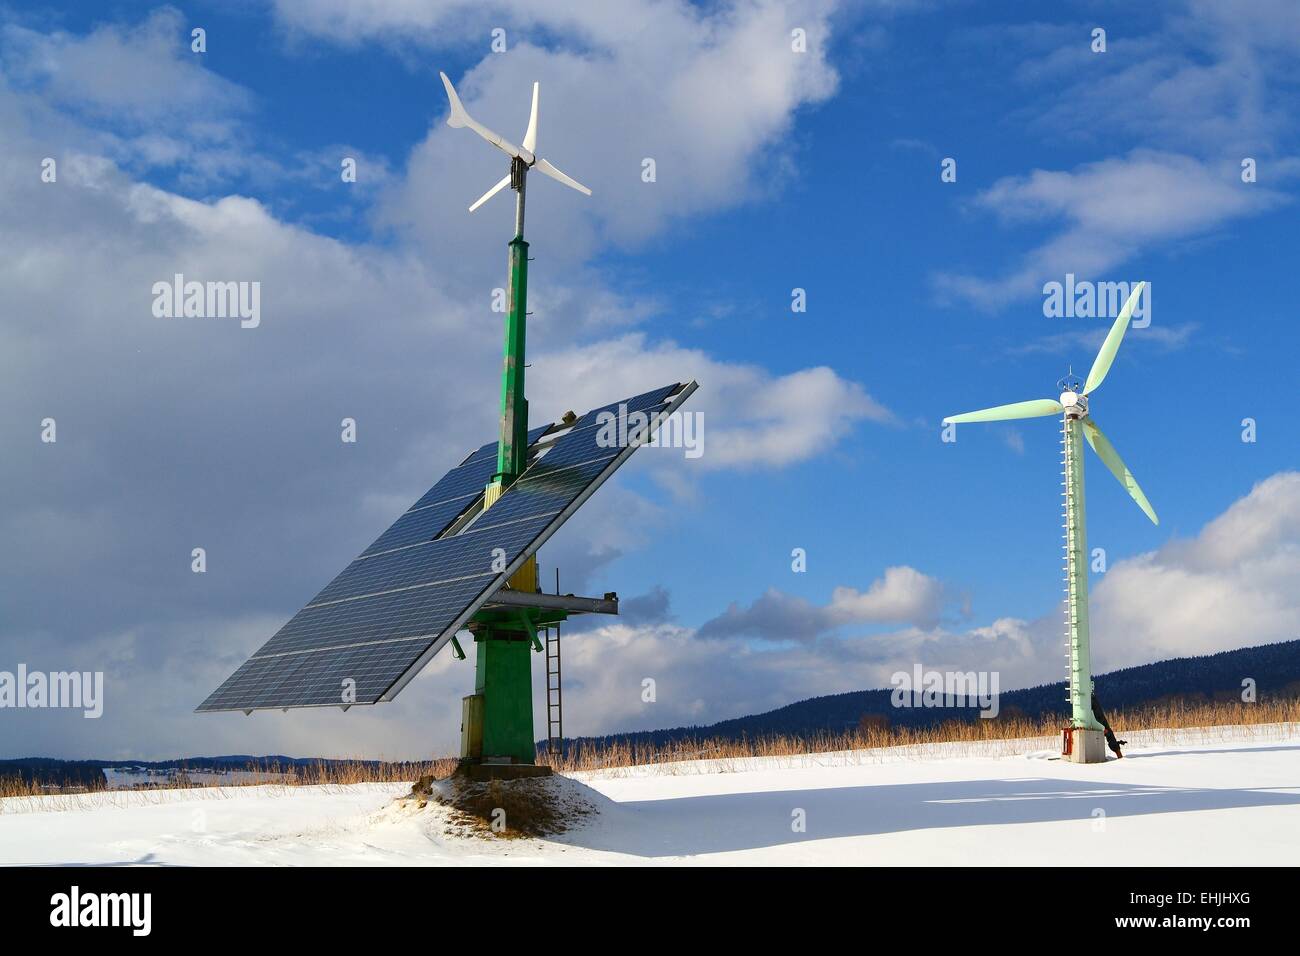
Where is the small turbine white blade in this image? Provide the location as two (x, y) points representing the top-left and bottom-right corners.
(534, 157), (591, 196)
(522, 82), (539, 153)
(468, 174), (511, 212)
(1084, 281), (1145, 395)
(438, 71), (532, 162)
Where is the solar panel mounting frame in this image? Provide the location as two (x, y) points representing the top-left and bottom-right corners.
(378, 378), (697, 704)
(197, 379), (697, 713)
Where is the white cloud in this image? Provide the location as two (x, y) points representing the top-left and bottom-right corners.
(2, 8), (249, 124)
(1010, 2), (1300, 155)
(0, 8), (280, 190)
(699, 565), (951, 642)
(936, 151), (1284, 309)
(828, 567), (949, 626)
(1008, 322), (1199, 359)
(533, 333), (893, 472)
(1091, 472), (1300, 668)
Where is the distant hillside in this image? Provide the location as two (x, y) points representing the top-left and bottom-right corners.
(8, 641), (1297, 786)
(560, 639), (1300, 752)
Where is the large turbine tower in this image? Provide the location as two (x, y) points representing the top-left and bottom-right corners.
(943, 282), (1157, 763)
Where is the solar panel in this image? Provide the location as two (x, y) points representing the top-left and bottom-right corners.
(198, 381), (695, 713)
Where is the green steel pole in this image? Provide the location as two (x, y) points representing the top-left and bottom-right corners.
(1064, 414), (1101, 729)
(472, 159), (539, 769)
(494, 160), (529, 487)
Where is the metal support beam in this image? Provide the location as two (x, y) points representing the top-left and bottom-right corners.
(484, 589), (619, 615)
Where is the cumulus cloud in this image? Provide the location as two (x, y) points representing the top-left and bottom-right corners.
(699, 566), (951, 642)
(2, 8), (249, 123)
(531, 333), (894, 472)
(1090, 471), (1300, 669)
(0, 8), (274, 189)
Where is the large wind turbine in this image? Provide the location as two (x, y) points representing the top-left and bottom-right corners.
(438, 71), (591, 494)
(943, 282), (1157, 762)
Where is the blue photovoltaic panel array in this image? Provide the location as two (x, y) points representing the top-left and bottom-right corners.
(198, 383), (686, 712)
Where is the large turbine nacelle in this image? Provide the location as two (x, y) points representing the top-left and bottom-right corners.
(1060, 390), (1087, 417)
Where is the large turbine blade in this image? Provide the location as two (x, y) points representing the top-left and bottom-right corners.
(522, 82), (539, 153)
(534, 157), (591, 196)
(943, 399), (1063, 424)
(438, 71), (534, 163)
(1082, 418), (1158, 525)
(468, 174), (511, 212)
(1084, 281), (1145, 395)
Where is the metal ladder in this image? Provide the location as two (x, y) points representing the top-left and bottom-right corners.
(545, 571), (563, 757)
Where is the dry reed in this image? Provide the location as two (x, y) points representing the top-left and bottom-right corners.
(4, 695), (1297, 799)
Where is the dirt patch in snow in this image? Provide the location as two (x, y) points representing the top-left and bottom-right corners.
(398, 772), (600, 839)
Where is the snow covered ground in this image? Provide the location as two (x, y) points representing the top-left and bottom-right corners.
(4, 724), (1299, 866)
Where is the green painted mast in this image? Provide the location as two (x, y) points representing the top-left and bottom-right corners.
(471, 159), (540, 768)
(1062, 408), (1101, 730)
(493, 157), (531, 490)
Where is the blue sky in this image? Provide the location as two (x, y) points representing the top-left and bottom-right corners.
(2, 0), (1298, 759)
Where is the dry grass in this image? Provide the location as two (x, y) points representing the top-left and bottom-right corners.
(5, 695), (1297, 801)
(278, 758), (459, 786)
(0, 757), (459, 800)
(536, 696), (1300, 773)
(0, 777), (49, 800)
(411, 775), (594, 839)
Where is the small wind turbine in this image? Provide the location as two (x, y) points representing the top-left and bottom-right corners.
(436, 72), (594, 769)
(438, 71), (591, 492)
(943, 282), (1157, 763)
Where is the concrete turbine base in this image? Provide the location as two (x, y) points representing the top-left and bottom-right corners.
(1066, 728), (1108, 764)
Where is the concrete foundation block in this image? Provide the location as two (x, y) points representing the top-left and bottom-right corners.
(1066, 728), (1107, 764)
